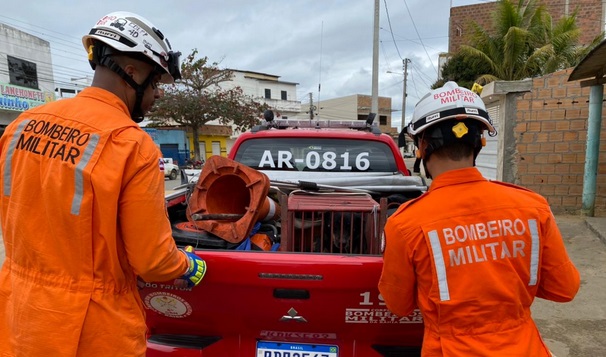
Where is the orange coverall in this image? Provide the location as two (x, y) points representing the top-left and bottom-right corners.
(0, 87), (189, 356)
(379, 167), (580, 356)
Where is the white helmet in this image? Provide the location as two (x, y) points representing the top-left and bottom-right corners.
(407, 81), (496, 137)
(82, 11), (181, 83)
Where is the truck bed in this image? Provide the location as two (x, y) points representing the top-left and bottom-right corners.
(142, 250), (424, 356)
(144, 125), (428, 355)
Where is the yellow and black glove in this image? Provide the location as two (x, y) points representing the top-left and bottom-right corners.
(179, 246), (206, 288)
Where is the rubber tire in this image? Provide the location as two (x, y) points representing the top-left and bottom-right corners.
(169, 170), (178, 180)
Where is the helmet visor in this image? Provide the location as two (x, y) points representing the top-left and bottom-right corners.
(153, 50), (181, 83)
(166, 51), (182, 81)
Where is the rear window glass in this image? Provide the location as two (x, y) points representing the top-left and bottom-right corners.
(233, 138), (397, 172)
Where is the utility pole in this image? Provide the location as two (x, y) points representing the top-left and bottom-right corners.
(401, 58), (411, 128)
(371, 0), (380, 117)
(309, 92), (314, 120)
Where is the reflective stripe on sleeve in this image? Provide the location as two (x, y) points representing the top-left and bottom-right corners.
(3, 120), (30, 196)
(428, 230), (450, 301)
(71, 133), (99, 215)
(528, 219), (539, 286)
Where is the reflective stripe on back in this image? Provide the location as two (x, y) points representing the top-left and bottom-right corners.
(528, 219), (539, 286)
(3, 120), (30, 196)
(428, 230), (451, 301)
(71, 133), (100, 215)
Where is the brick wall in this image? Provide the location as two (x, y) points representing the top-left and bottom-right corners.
(357, 95), (397, 136)
(449, 2), (495, 53)
(449, 0), (604, 53)
(514, 68), (606, 216)
(540, 0), (604, 45)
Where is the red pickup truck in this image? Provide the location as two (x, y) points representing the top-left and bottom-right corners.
(141, 119), (427, 356)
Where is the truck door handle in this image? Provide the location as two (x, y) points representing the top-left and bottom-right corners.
(273, 288), (310, 299)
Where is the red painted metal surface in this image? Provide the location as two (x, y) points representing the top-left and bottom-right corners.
(144, 125), (424, 355)
(142, 251), (424, 356)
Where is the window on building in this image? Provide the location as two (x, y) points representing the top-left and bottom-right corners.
(264, 89), (271, 99)
(281, 90), (287, 100)
(8, 56), (39, 90)
(358, 114), (380, 123)
(455, 26), (462, 37)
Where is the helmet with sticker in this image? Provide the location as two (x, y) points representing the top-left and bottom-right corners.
(82, 11), (181, 83)
(407, 81), (496, 137)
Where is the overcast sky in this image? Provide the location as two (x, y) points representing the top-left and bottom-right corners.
(1, 0), (486, 130)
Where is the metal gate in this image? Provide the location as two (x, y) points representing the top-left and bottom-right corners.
(160, 143), (180, 166)
(475, 103), (500, 180)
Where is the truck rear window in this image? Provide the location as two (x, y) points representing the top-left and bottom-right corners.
(233, 138), (397, 172)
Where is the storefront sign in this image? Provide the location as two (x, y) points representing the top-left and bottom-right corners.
(0, 83), (54, 112)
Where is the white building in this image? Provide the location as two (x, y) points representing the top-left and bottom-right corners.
(293, 94), (399, 138)
(55, 76), (92, 99)
(225, 70), (301, 116)
(0, 23), (56, 133)
(214, 69), (301, 150)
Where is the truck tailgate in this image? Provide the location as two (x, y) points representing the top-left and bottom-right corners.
(140, 250), (423, 349)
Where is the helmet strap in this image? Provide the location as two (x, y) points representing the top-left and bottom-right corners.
(97, 52), (155, 123)
(418, 120), (483, 175)
(130, 73), (155, 123)
(422, 159), (432, 180)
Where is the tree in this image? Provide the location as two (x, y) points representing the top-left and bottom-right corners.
(451, 0), (603, 84)
(149, 49), (269, 160)
(431, 53), (492, 89)
(534, 9), (604, 75)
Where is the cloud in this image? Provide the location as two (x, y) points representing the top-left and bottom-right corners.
(1, 0), (484, 128)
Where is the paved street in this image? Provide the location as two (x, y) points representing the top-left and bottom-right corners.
(402, 157), (606, 355)
(531, 216), (606, 356)
(0, 178), (604, 355)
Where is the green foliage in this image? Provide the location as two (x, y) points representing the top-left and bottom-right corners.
(432, 53), (492, 89)
(149, 49), (269, 159)
(436, 0), (604, 86)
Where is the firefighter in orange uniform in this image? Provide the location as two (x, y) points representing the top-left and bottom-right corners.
(0, 12), (206, 356)
(378, 81), (580, 356)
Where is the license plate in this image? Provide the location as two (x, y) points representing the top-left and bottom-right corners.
(256, 341), (338, 357)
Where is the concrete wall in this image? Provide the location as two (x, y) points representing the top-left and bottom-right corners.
(313, 95), (360, 121)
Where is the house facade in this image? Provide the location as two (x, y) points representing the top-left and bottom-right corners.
(479, 69), (606, 216)
(219, 70), (301, 152)
(449, 0), (605, 54)
(443, 1), (606, 216)
(293, 94), (398, 139)
(0, 23), (56, 134)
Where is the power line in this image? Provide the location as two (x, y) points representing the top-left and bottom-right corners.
(379, 28), (446, 52)
(383, 0), (403, 60)
(409, 61), (434, 87)
(0, 15), (83, 49)
(0, 29), (92, 84)
(402, 0), (439, 76)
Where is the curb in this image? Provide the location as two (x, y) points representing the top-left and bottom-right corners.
(585, 217), (606, 245)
